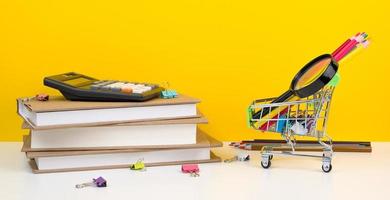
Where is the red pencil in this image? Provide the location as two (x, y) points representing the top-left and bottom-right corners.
(332, 32), (360, 57)
(334, 39), (358, 61)
(334, 33), (367, 61)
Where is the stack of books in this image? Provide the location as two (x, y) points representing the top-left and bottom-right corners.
(17, 95), (221, 173)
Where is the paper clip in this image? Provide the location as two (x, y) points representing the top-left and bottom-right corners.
(181, 164), (200, 177)
(75, 176), (107, 189)
(130, 159), (146, 171)
(224, 153), (250, 163)
(161, 82), (178, 99)
(36, 93), (49, 101)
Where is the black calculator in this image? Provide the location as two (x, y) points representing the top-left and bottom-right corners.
(44, 72), (163, 102)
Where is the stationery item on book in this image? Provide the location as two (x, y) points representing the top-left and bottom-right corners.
(25, 117), (207, 150)
(17, 94), (200, 127)
(181, 164), (200, 177)
(161, 90), (178, 99)
(44, 72), (163, 102)
(76, 177), (107, 188)
(160, 82), (178, 99)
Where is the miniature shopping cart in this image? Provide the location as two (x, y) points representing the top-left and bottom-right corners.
(247, 86), (335, 172)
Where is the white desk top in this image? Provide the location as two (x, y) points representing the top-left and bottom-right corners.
(0, 142), (388, 200)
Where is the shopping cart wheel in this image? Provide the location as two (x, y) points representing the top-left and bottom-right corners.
(261, 160), (271, 169)
(322, 164), (332, 173)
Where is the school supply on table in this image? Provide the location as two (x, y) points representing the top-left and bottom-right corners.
(250, 32), (370, 132)
(17, 95), (199, 127)
(181, 164), (200, 177)
(23, 117), (207, 150)
(224, 152), (250, 163)
(251, 54), (338, 130)
(250, 82), (334, 172)
(44, 72), (163, 102)
(130, 159), (146, 171)
(230, 140), (372, 152)
(247, 32), (370, 172)
(76, 177), (107, 189)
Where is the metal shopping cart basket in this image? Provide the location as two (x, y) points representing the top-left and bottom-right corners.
(247, 86), (335, 172)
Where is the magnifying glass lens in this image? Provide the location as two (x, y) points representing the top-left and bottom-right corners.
(295, 57), (332, 90)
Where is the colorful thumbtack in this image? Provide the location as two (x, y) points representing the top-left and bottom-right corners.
(130, 159), (146, 171)
(36, 93), (49, 101)
(181, 164), (200, 177)
(75, 176), (107, 189)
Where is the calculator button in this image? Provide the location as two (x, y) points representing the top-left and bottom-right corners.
(143, 86), (152, 91)
(108, 82), (124, 91)
(121, 86), (133, 94)
(101, 81), (116, 90)
(148, 84), (158, 89)
(132, 89), (144, 94)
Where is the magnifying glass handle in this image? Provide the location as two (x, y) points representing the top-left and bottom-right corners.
(271, 90), (294, 103)
(252, 90), (294, 119)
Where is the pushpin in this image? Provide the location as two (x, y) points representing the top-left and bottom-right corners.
(75, 176), (107, 189)
(181, 164), (200, 177)
(130, 159), (146, 171)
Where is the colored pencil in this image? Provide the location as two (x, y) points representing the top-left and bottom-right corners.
(332, 32), (360, 56)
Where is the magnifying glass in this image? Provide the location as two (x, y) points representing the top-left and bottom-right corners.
(253, 54), (338, 119)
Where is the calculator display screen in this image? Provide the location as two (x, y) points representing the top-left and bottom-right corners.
(63, 77), (91, 86)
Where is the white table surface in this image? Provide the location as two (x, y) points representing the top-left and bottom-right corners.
(0, 142), (389, 200)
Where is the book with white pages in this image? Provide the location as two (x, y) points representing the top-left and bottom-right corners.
(17, 94), (200, 127)
(22, 132), (222, 173)
(22, 117), (207, 150)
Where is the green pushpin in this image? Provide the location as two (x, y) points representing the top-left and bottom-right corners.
(246, 106), (253, 128)
(327, 72), (341, 87)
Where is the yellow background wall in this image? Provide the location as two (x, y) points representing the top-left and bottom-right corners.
(1, 0), (389, 141)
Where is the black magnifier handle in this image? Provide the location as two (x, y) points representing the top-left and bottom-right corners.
(252, 90), (294, 119)
(271, 90), (295, 103)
